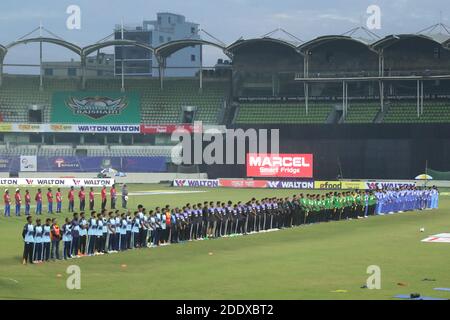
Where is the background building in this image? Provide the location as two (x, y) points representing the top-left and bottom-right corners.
(114, 12), (201, 77)
(42, 53), (114, 78)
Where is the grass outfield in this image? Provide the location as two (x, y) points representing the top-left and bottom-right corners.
(0, 184), (449, 300)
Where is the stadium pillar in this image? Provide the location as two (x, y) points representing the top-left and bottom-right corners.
(159, 58), (165, 90)
(39, 40), (43, 91)
(303, 52), (310, 115)
(0, 57), (3, 87)
(421, 80), (424, 115)
(379, 81), (384, 112)
(378, 49), (384, 77)
(199, 44), (203, 92)
(342, 81), (348, 120)
(303, 53), (309, 78)
(81, 56), (86, 90)
(304, 82), (309, 115)
(417, 80), (420, 118)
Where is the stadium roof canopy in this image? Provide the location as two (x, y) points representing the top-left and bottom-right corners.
(6, 37), (82, 56)
(82, 40), (154, 57)
(226, 37), (300, 55)
(299, 35), (376, 52)
(155, 39), (229, 59)
(371, 34), (448, 50)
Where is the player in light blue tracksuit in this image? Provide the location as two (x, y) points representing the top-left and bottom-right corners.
(119, 213), (128, 251)
(132, 212), (141, 248)
(42, 219), (52, 262)
(33, 219), (44, 263)
(22, 216), (35, 264)
(107, 212), (117, 252)
(87, 212), (97, 256)
(431, 187), (439, 209)
(62, 218), (73, 260)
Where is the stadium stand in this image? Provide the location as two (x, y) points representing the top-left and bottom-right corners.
(0, 144), (173, 157)
(0, 76), (228, 125)
(344, 101), (381, 123)
(383, 99), (450, 123)
(140, 79), (228, 124)
(234, 102), (332, 124)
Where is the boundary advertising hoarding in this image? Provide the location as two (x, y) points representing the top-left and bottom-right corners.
(173, 179), (220, 188)
(365, 181), (417, 190)
(172, 179), (418, 190)
(0, 178), (115, 187)
(140, 124), (202, 134)
(0, 123), (141, 134)
(247, 153), (313, 178)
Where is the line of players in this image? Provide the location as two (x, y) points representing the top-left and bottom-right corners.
(374, 187), (439, 214)
(21, 187), (439, 264)
(4, 185), (121, 217)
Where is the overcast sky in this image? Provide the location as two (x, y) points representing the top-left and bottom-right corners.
(1, 0), (450, 71)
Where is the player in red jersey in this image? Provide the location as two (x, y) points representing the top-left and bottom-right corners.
(89, 187), (95, 211)
(47, 188), (54, 214)
(68, 186), (75, 212)
(79, 186), (86, 211)
(56, 188), (62, 213)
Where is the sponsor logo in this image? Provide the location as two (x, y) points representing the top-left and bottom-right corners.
(247, 153), (313, 178)
(54, 158), (80, 169)
(67, 96), (128, 119)
(18, 124), (41, 131)
(219, 179), (268, 189)
(365, 181), (416, 190)
(173, 179), (219, 188)
(267, 181), (315, 189)
(314, 181), (343, 190)
(76, 125), (140, 133)
(341, 181), (366, 190)
(50, 124), (73, 132)
(0, 179), (19, 185)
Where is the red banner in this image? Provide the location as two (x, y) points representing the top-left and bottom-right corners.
(246, 153), (313, 178)
(219, 179), (269, 189)
(140, 124), (202, 134)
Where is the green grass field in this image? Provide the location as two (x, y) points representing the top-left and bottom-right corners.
(0, 184), (449, 300)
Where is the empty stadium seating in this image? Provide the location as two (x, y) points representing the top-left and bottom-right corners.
(383, 100), (450, 123)
(235, 102), (332, 124)
(139, 79), (228, 124)
(344, 101), (380, 123)
(0, 144), (173, 157)
(0, 76), (229, 125)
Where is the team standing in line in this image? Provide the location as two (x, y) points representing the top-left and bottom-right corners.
(18, 185), (439, 265)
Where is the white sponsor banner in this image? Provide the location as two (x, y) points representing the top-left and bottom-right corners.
(422, 233), (450, 243)
(0, 123), (141, 134)
(20, 156), (37, 172)
(0, 178), (114, 187)
(365, 181), (417, 190)
(173, 179), (220, 188)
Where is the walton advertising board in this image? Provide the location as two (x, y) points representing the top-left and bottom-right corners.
(173, 179), (220, 188)
(266, 180), (315, 189)
(0, 178), (115, 187)
(0, 123), (141, 134)
(365, 181), (417, 190)
(51, 91), (141, 124)
(246, 153), (313, 178)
